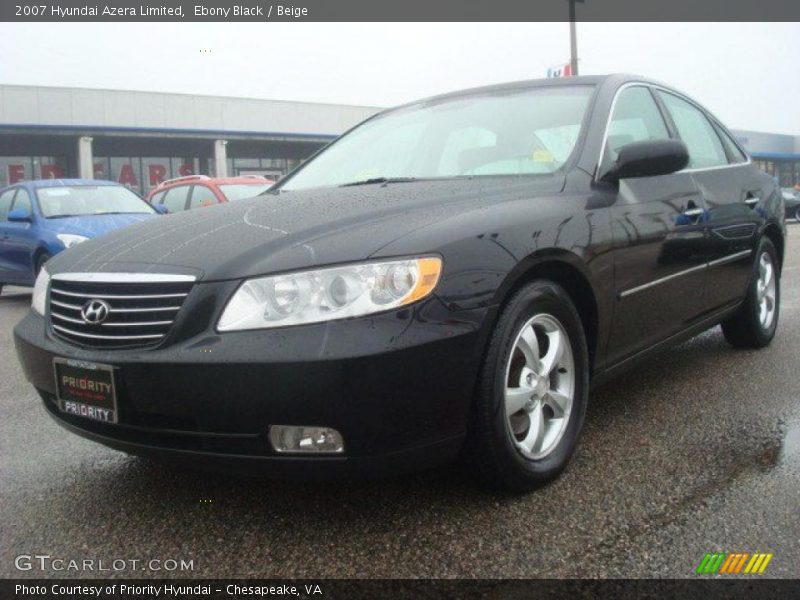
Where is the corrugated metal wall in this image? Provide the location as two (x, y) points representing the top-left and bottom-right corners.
(0, 85), (381, 137)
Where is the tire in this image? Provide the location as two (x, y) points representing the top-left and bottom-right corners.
(468, 280), (589, 492)
(721, 237), (780, 349)
(795, 206), (800, 223)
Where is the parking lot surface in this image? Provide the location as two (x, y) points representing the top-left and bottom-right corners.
(1, 226), (798, 579)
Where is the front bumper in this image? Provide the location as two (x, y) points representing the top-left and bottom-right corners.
(14, 295), (492, 477)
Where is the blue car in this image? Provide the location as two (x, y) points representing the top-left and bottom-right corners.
(0, 179), (162, 291)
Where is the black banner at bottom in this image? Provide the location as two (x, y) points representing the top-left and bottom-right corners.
(4, 579), (800, 600)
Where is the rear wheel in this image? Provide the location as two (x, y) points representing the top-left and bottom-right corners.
(721, 238), (780, 349)
(795, 206), (800, 223)
(468, 280), (589, 492)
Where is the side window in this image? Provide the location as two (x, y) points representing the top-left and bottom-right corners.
(605, 86), (670, 164)
(0, 189), (16, 221)
(657, 92), (728, 169)
(162, 186), (190, 213)
(151, 191), (166, 205)
(188, 185), (218, 209)
(714, 123), (748, 164)
(11, 188), (32, 214)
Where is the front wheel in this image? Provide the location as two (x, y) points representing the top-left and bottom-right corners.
(468, 280), (589, 492)
(795, 206), (800, 223)
(721, 238), (780, 349)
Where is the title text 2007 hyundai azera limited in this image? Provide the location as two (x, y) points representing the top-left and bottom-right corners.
(14, 75), (785, 490)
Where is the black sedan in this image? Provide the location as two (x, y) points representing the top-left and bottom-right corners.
(14, 74), (785, 491)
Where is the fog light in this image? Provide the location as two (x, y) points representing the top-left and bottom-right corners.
(269, 425), (345, 454)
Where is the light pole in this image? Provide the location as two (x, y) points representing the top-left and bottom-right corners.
(568, 0), (584, 76)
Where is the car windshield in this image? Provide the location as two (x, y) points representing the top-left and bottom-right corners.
(219, 184), (272, 201)
(37, 185), (155, 218)
(280, 85), (594, 191)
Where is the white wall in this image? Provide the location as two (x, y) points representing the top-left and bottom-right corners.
(0, 85), (381, 137)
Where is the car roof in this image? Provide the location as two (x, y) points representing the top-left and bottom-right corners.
(384, 74), (663, 112)
(151, 176), (273, 190)
(207, 177), (274, 185)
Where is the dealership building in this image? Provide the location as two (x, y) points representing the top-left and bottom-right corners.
(1, 84), (799, 194)
(0, 84), (380, 194)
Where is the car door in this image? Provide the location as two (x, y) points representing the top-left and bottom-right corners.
(658, 89), (765, 310)
(3, 188), (39, 285)
(603, 85), (709, 365)
(0, 188), (18, 282)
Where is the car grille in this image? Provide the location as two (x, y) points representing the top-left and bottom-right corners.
(48, 274), (195, 349)
(712, 223), (757, 240)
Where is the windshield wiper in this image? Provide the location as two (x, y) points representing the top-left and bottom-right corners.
(46, 214), (82, 219)
(339, 177), (417, 187)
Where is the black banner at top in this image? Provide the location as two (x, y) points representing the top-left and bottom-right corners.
(2, 0), (800, 22)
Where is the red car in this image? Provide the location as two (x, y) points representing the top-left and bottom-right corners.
(146, 175), (274, 213)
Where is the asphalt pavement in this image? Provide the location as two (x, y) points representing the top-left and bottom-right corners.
(1, 226), (798, 579)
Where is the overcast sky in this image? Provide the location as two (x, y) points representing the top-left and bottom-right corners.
(1, 22), (798, 134)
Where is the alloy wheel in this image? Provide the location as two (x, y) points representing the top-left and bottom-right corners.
(756, 251), (777, 330)
(504, 313), (575, 460)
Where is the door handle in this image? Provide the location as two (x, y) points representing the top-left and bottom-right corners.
(683, 207), (704, 217)
(744, 197), (760, 206)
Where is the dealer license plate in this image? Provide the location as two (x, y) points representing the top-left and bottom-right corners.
(54, 358), (118, 424)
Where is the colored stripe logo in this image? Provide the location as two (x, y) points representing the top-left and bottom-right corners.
(696, 552), (773, 574)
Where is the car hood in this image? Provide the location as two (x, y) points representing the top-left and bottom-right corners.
(45, 213), (157, 239)
(46, 177), (565, 281)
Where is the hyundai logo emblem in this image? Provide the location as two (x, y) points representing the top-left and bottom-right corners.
(81, 299), (111, 325)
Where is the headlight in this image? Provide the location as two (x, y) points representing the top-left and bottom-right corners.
(218, 257), (442, 331)
(56, 234), (89, 248)
(32, 267), (50, 316)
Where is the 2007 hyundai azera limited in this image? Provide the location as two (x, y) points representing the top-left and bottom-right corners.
(14, 75), (785, 491)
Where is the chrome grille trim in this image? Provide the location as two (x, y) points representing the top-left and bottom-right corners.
(50, 299), (83, 311)
(52, 324), (165, 341)
(50, 312), (85, 325)
(102, 320), (174, 327)
(50, 298), (182, 313)
(110, 306), (182, 313)
(48, 273), (195, 349)
(50, 289), (189, 300)
(52, 272), (196, 283)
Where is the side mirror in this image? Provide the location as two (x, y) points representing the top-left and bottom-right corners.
(7, 207), (32, 222)
(153, 204), (169, 215)
(603, 139), (689, 182)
